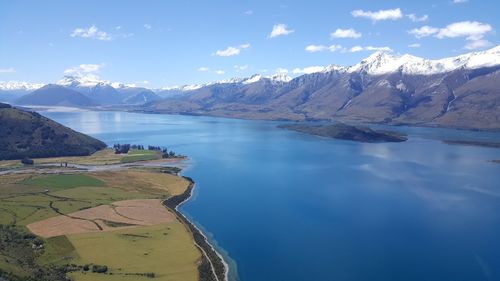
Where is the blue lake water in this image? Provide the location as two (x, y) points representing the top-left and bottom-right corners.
(43, 110), (500, 281)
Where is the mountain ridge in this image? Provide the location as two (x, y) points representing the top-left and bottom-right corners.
(3, 46), (500, 129)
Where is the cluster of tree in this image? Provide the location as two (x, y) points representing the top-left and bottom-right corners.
(131, 144), (145, 150)
(113, 143), (180, 159)
(161, 148), (177, 158)
(148, 145), (162, 151)
(91, 265), (108, 274)
(113, 143), (130, 154)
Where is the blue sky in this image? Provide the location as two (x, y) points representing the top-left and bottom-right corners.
(0, 0), (499, 88)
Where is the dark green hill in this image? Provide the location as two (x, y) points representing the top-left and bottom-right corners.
(15, 84), (96, 107)
(0, 103), (106, 160)
(279, 123), (407, 143)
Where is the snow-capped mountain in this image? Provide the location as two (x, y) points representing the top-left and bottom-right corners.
(146, 45), (500, 130)
(0, 81), (44, 91)
(343, 45), (500, 75)
(0, 81), (45, 102)
(57, 75), (127, 89)
(3, 45), (500, 129)
(281, 45), (500, 76)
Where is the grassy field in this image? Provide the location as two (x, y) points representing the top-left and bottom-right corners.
(22, 174), (106, 189)
(120, 149), (161, 163)
(0, 168), (201, 281)
(67, 223), (199, 281)
(26, 148), (163, 166)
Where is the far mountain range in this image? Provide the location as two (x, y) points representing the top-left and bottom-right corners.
(2, 46), (499, 129)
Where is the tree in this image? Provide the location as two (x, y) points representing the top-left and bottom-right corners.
(113, 143), (130, 154)
(21, 157), (34, 165)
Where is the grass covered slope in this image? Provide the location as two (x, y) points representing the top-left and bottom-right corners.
(0, 103), (106, 160)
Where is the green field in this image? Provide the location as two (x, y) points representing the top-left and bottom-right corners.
(0, 169), (200, 281)
(120, 150), (161, 163)
(22, 174), (106, 189)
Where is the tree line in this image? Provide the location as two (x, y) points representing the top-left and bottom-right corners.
(113, 143), (179, 158)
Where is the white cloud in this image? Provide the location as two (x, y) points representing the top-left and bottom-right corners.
(144, 24), (152, 30)
(292, 66), (324, 74)
(349, 46), (364, 52)
(407, 14), (428, 22)
(305, 44), (342, 53)
(464, 39), (492, 50)
(408, 43), (421, 48)
(115, 26), (122, 30)
(244, 10), (253, 15)
(330, 28), (361, 39)
(275, 67), (289, 74)
(64, 64), (103, 76)
(215, 70), (225, 75)
(409, 26), (439, 38)
(214, 44), (250, 57)
(269, 24), (294, 38)
(70, 25), (111, 41)
(436, 21), (492, 40)
(0, 67), (16, 73)
(409, 21), (493, 50)
(349, 45), (393, 52)
(234, 65), (248, 71)
(351, 8), (403, 22)
(453, 0), (468, 3)
(365, 46), (393, 52)
(198, 67), (210, 72)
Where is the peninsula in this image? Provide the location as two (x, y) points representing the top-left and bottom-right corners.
(278, 123), (408, 143)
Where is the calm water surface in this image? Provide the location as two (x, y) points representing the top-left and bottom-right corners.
(43, 110), (500, 281)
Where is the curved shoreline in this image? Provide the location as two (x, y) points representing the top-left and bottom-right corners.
(163, 176), (229, 281)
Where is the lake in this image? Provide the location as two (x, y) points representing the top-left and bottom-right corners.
(43, 110), (500, 281)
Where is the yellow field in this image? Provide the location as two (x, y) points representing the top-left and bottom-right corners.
(67, 223), (200, 281)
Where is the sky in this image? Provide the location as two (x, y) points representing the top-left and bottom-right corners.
(0, 0), (499, 88)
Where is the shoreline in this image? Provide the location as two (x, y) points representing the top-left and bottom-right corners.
(23, 104), (500, 132)
(163, 176), (229, 281)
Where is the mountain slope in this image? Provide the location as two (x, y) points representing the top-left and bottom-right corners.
(144, 46), (500, 129)
(15, 84), (96, 107)
(0, 103), (106, 160)
(124, 89), (161, 104)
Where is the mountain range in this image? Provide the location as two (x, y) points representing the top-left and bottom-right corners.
(2, 46), (500, 129)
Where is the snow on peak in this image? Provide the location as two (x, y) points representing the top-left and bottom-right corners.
(243, 74), (263, 84)
(322, 64), (347, 73)
(268, 72), (292, 83)
(348, 51), (421, 75)
(347, 45), (500, 75)
(0, 81), (44, 91)
(57, 75), (129, 89)
(58, 75), (103, 87)
(181, 84), (204, 91)
(215, 77), (245, 84)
